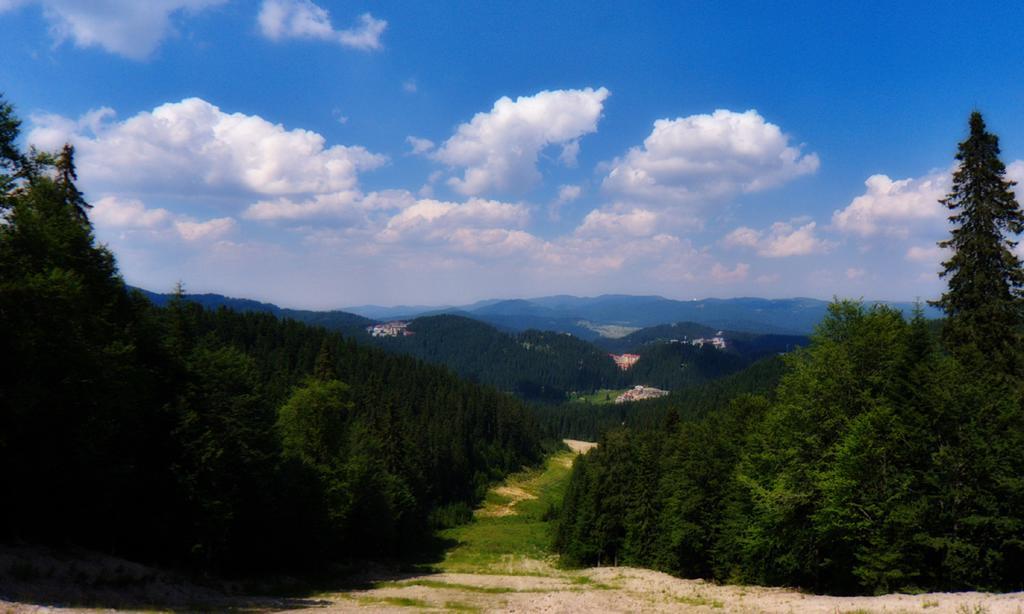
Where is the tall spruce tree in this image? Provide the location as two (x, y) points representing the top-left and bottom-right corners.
(933, 111), (1024, 371)
(0, 96), (23, 200)
(54, 143), (91, 221)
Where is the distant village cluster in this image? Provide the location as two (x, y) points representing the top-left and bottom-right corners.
(615, 385), (669, 404)
(662, 333), (728, 350)
(366, 321), (415, 337)
(608, 332), (727, 371)
(691, 334), (727, 350)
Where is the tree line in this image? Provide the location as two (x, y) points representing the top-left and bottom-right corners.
(555, 112), (1024, 594)
(0, 95), (543, 573)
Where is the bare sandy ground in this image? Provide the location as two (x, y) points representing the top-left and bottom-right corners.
(5, 566), (1022, 613)
(562, 439), (597, 454)
(300, 562), (1024, 613)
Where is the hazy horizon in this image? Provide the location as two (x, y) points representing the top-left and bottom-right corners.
(140, 282), (939, 314)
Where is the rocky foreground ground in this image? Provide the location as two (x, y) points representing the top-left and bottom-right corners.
(291, 565), (1024, 613)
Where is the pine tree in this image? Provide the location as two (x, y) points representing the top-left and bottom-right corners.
(314, 338), (338, 381)
(54, 143), (91, 221)
(933, 112), (1024, 371)
(0, 95), (24, 200)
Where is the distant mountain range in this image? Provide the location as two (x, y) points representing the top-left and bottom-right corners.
(134, 288), (940, 337)
(345, 295), (941, 336)
(132, 287), (819, 401)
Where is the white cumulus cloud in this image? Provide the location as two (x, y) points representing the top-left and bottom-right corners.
(258, 0), (386, 50)
(832, 171), (949, 237)
(556, 184), (582, 204)
(377, 198), (530, 244)
(710, 262), (750, 283)
(406, 136), (435, 155)
(174, 217), (236, 241)
(91, 196), (172, 228)
(28, 98), (387, 199)
(724, 221), (833, 257)
(575, 208), (659, 238)
(547, 184), (582, 221)
(244, 189), (414, 222)
(91, 195), (235, 243)
(447, 228), (542, 257)
(0, 0), (226, 60)
(906, 244), (950, 266)
(602, 109), (819, 206)
(433, 87), (610, 196)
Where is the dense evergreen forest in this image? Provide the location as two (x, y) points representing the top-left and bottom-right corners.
(533, 355), (788, 441)
(555, 113), (1024, 595)
(135, 287), (375, 335)
(0, 96), (542, 572)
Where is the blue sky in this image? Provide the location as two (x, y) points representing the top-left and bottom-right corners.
(3, 0), (1024, 308)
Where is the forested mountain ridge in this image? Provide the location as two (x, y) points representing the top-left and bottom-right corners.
(133, 286), (374, 333)
(592, 321), (807, 354)
(0, 97), (542, 573)
(368, 314), (807, 401)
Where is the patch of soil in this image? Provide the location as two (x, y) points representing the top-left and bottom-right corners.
(477, 486), (537, 518)
(563, 439), (597, 455)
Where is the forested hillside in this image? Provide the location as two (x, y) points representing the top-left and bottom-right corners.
(0, 97), (542, 572)
(133, 293), (805, 403)
(371, 315), (622, 401)
(594, 321), (806, 354)
(366, 315), (805, 402)
(533, 355), (788, 441)
(555, 112), (1024, 595)
(135, 287), (374, 334)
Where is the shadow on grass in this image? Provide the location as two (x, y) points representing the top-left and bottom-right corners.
(1, 536), (458, 612)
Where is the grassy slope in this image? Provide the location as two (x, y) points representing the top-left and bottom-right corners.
(568, 389), (628, 405)
(437, 448), (576, 574)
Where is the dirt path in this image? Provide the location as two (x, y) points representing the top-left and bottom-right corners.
(476, 485), (536, 518)
(562, 439), (597, 454)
